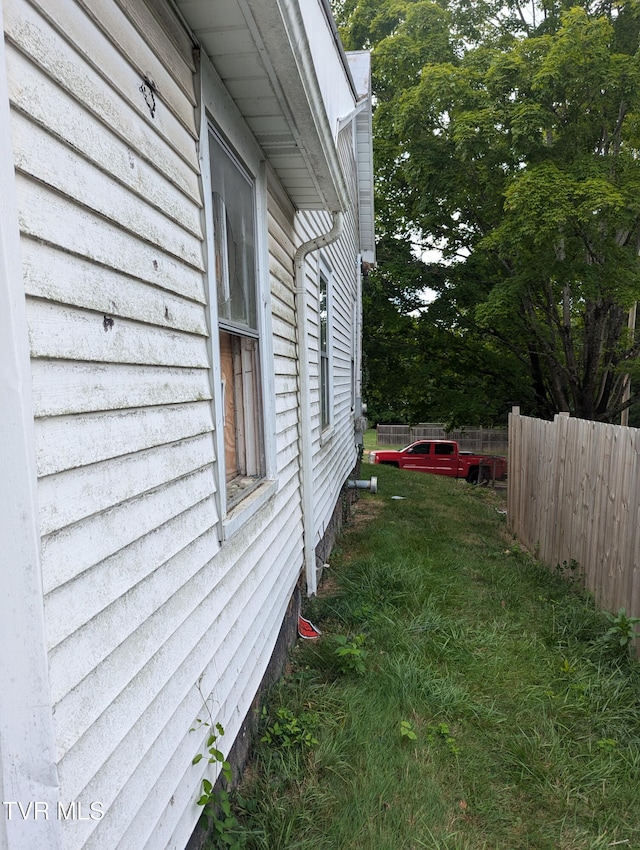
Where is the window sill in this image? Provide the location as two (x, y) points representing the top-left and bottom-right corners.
(319, 425), (335, 447)
(222, 478), (277, 540)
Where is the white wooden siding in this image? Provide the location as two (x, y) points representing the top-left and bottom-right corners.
(31, 362), (212, 418)
(5, 4), (200, 199)
(3, 0), (365, 844)
(290, 124), (358, 543)
(268, 181), (305, 498)
(22, 240), (207, 328)
(5, 0), (222, 846)
(294, 121), (360, 548)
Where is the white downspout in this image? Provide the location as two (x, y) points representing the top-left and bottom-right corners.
(294, 211), (344, 596)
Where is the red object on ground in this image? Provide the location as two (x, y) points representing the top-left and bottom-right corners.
(298, 615), (322, 640)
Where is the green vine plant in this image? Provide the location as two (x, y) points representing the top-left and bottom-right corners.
(426, 722), (461, 757)
(190, 684), (250, 850)
(555, 558), (583, 590)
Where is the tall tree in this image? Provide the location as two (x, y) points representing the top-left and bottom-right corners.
(362, 238), (533, 425)
(338, 1), (640, 422)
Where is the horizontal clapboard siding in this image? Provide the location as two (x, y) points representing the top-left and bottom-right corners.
(31, 361), (212, 418)
(268, 183), (303, 498)
(160, 494), (302, 850)
(4, 3), (200, 200)
(37, 433), (213, 537)
(43, 467), (215, 612)
(5, 0), (228, 847)
(12, 114), (203, 262)
(297, 122), (360, 544)
(55, 492), (302, 849)
(34, 402), (214, 477)
(4, 0), (368, 845)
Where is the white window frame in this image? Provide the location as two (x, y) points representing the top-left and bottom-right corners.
(198, 56), (276, 540)
(318, 258), (334, 439)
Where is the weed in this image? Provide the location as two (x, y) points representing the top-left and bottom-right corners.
(426, 722), (461, 756)
(352, 603), (375, 621)
(191, 688), (261, 850)
(259, 706), (319, 749)
(400, 720), (417, 741)
(332, 633), (368, 676)
(555, 558), (584, 589)
(600, 608), (640, 655)
(192, 721), (247, 849)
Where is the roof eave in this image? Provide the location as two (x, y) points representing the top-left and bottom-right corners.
(178, 0), (350, 212)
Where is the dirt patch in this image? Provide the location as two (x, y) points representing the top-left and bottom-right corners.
(315, 499), (383, 597)
(348, 497), (384, 529)
(316, 569), (339, 598)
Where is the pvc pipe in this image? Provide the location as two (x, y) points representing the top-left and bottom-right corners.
(347, 478), (378, 494)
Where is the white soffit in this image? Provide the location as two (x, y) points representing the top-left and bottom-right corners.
(177, 0), (349, 211)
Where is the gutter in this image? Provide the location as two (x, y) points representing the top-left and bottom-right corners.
(294, 211), (344, 596)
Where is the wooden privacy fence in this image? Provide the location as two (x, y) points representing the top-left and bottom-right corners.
(377, 424), (508, 455)
(508, 408), (640, 620)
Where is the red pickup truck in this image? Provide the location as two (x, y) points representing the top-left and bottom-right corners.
(368, 440), (507, 484)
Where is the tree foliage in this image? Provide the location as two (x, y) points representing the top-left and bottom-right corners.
(338, 0), (640, 423)
(363, 239), (533, 425)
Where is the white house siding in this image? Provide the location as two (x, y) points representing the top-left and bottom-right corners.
(2, 0), (369, 845)
(162, 179), (305, 850)
(267, 176), (304, 498)
(295, 121), (361, 551)
(3, 0), (307, 847)
(6, 0), (210, 846)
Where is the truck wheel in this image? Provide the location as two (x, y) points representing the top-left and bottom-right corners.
(381, 461), (399, 468)
(467, 467), (479, 484)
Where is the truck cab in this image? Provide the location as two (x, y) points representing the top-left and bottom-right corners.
(369, 440), (507, 483)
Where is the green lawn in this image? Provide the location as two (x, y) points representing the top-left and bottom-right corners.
(363, 427), (403, 452)
(208, 463), (640, 850)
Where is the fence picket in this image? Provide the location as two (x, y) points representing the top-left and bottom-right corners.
(508, 411), (640, 622)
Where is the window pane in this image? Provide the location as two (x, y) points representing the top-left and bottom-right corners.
(320, 354), (329, 429)
(209, 132), (257, 331)
(319, 273), (329, 429)
(319, 274), (327, 354)
(209, 127), (265, 510)
(219, 330), (264, 505)
(435, 443), (454, 455)
(412, 443), (430, 455)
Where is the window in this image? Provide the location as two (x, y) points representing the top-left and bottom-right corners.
(434, 443), (455, 455)
(409, 443), (430, 455)
(319, 271), (330, 430)
(209, 129), (264, 506)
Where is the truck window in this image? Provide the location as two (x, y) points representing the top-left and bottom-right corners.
(408, 443), (430, 455)
(434, 443), (455, 455)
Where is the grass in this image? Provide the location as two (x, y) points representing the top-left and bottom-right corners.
(363, 427), (403, 453)
(207, 462), (640, 850)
